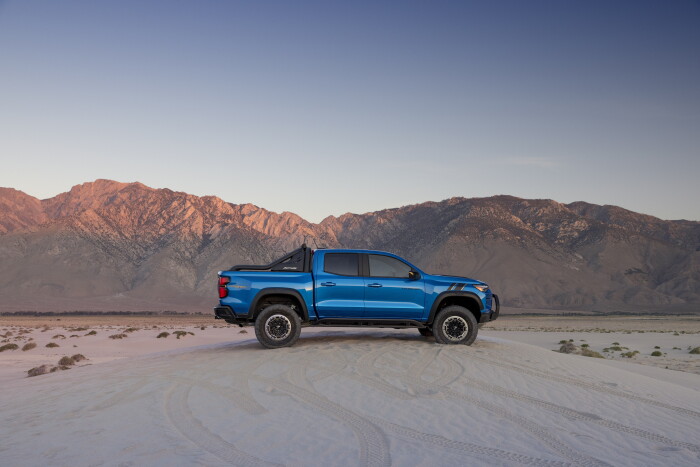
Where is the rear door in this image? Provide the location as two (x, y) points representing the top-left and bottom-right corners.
(363, 254), (425, 319)
(314, 252), (364, 318)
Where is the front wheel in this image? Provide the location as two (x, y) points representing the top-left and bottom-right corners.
(254, 304), (301, 349)
(433, 305), (478, 345)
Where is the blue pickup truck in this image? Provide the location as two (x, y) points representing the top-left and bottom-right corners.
(215, 245), (499, 348)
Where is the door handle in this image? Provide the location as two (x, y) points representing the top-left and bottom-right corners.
(367, 283), (382, 288)
(320, 282), (336, 287)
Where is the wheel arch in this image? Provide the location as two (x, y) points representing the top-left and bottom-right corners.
(427, 291), (483, 325)
(250, 288), (309, 322)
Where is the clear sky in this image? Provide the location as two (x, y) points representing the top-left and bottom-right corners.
(1, 0), (698, 222)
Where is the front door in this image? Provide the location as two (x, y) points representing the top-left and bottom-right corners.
(363, 254), (425, 319)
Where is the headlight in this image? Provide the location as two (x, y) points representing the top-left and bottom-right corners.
(473, 284), (489, 292)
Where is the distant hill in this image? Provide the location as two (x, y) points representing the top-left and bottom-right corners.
(0, 179), (698, 313)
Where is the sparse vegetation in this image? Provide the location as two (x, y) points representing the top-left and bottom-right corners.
(621, 350), (639, 358)
(654, 346), (660, 349)
(52, 334), (66, 339)
(0, 343), (19, 352)
(650, 351), (663, 357)
(689, 347), (700, 354)
(22, 342), (37, 351)
(109, 333), (128, 339)
(173, 331), (194, 339)
(71, 354), (87, 362)
(239, 329), (248, 334)
(27, 365), (52, 377)
(58, 356), (75, 366)
(581, 348), (604, 358)
(45, 342), (59, 348)
(157, 332), (170, 338)
(85, 330), (97, 336)
(612, 342), (620, 345)
(123, 327), (140, 333)
(581, 343), (589, 348)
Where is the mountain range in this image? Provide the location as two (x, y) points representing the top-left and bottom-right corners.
(0, 179), (698, 313)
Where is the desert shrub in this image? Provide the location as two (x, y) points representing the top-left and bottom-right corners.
(85, 330), (97, 336)
(200, 326), (206, 330)
(689, 347), (700, 354)
(673, 332), (680, 336)
(558, 340), (568, 344)
(109, 333), (128, 339)
(46, 342), (59, 348)
(70, 334), (79, 338)
(650, 351), (663, 357)
(239, 329), (248, 334)
(654, 346), (660, 349)
(609, 346), (623, 351)
(70, 327), (88, 332)
(71, 354), (87, 362)
(621, 350), (639, 358)
(27, 364), (52, 377)
(22, 342), (37, 351)
(58, 356), (75, 366)
(52, 334), (66, 339)
(559, 342), (579, 354)
(173, 331), (192, 339)
(581, 348), (604, 358)
(673, 347), (681, 350)
(157, 332), (170, 338)
(581, 343), (589, 348)
(612, 342), (620, 345)
(0, 343), (19, 352)
(124, 327), (140, 333)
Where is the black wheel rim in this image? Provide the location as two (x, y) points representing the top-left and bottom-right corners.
(265, 314), (291, 340)
(442, 316), (468, 341)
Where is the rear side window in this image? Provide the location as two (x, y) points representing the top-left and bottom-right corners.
(324, 253), (359, 276)
(368, 254), (412, 278)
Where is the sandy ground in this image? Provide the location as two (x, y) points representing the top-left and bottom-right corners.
(0, 316), (699, 466)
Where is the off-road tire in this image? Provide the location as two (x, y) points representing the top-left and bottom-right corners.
(433, 305), (478, 345)
(254, 304), (302, 349)
(418, 328), (434, 337)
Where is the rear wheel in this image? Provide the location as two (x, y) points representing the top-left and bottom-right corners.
(254, 304), (301, 349)
(433, 305), (478, 345)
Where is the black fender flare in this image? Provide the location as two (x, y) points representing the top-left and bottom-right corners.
(427, 291), (484, 325)
(249, 288), (310, 322)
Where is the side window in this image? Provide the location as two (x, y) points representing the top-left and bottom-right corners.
(368, 254), (412, 278)
(324, 253), (359, 276)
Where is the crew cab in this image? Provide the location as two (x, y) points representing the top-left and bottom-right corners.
(215, 245), (499, 348)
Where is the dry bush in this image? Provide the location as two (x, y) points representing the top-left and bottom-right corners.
(109, 333), (128, 339)
(0, 343), (19, 352)
(45, 342), (59, 348)
(581, 348), (604, 358)
(157, 332), (170, 338)
(124, 327), (140, 333)
(58, 356), (75, 366)
(71, 354), (87, 362)
(85, 330), (97, 336)
(52, 334), (66, 339)
(27, 365), (52, 377)
(559, 342), (578, 354)
(22, 342), (37, 351)
(239, 329), (248, 334)
(689, 347), (700, 354)
(173, 331), (193, 339)
(650, 351), (663, 357)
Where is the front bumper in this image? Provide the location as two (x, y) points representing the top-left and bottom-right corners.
(479, 294), (500, 323)
(214, 305), (250, 325)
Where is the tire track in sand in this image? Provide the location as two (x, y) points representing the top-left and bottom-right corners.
(164, 384), (281, 467)
(252, 365), (392, 467)
(356, 345), (611, 467)
(461, 351), (700, 419)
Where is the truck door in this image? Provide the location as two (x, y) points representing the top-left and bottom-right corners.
(363, 254), (425, 319)
(314, 252), (364, 318)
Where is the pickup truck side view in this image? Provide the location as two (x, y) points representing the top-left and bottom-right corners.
(215, 245), (499, 348)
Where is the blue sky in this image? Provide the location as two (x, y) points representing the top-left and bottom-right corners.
(1, 0), (698, 222)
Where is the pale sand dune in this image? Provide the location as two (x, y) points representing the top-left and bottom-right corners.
(1, 328), (699, 466)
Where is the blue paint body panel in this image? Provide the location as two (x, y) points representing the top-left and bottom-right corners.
(217, 249), (498, 325)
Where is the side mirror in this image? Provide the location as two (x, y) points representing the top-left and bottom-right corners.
(408, 270), (421, 281)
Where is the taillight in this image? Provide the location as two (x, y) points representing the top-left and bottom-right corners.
(218, 276), (230, 298)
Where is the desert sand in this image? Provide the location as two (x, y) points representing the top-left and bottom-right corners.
(0, 316), (699, 466)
